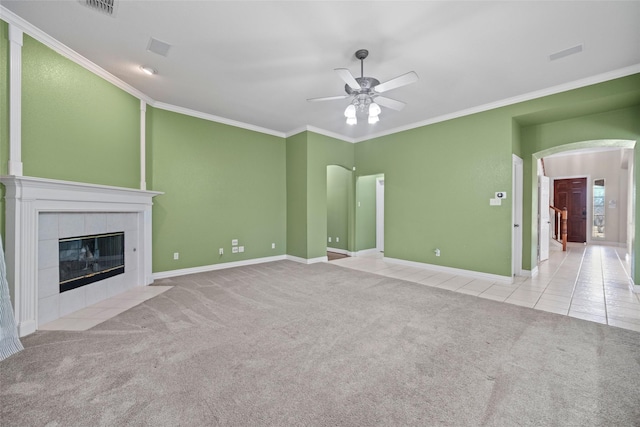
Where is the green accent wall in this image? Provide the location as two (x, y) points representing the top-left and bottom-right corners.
(286, 131), (355, 259)
(21, 35), (139, 188)
(148, 107), (286, 272)
(355, 110), (513, 276)
(327, 165), (350, 251)
(286, 131), (308, 258)
(355, 174), (382, 251)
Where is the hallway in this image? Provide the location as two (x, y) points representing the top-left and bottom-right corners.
(331, 244), (640, 333)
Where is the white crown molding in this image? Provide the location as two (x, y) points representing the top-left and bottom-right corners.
(0, 6), (153, 104)
(151, 102), (286, 138)
(384, 256), (513, 285)
(285, 126), (355, 143)
(152, 255), (287, 280)
(352, 63), (640, 143)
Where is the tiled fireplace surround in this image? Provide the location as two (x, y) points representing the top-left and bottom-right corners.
(1, 176), (161, 337)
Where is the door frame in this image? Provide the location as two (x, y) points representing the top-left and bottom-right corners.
(512, 155), (523, 276)
(551, 174), (591, 244)
(376, 177), (385, 253)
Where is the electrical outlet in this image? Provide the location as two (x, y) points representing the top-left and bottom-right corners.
(173, 252), (179, 260)
(232, 247), (239, 253)
(328, 237), (332, 243)
(232, 239), (238, 246)
(435, 248), (441, 257)
(336, 237), (339, 243)
(219, 248), (224, 255)
(239, 246), (245, 253)
(271, 243), (276, 249)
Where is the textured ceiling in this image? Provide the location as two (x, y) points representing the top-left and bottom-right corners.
(3, 1), (640, 140)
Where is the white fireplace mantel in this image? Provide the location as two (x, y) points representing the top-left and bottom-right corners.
(1, 176), (162, 337)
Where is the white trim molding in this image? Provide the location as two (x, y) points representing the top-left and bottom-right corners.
(384, 257), (513, 285)
(0, 176), (162, 337)
(286, 255), (328, 264)
(140, 100), (147, 190)
(152, 255), (287, 280)
(8, 24), (23, 176)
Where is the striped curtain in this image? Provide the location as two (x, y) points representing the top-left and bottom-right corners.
(0, 238), (23, 361)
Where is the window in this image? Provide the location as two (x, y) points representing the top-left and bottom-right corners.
(592, 179), (605, 239)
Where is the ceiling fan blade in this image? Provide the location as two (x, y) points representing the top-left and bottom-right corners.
(307, 95), (350, 102)
(374, 96), (406, 111)
(373, 71), (418, 93)
(334, 68), (361, 91)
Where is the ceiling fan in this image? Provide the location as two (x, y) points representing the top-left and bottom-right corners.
(307, 49), (418, 125)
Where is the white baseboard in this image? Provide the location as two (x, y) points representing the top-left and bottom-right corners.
(286, 255), (328, 264)
(355, 248), (380, 256)
(384, 257), (513, 285)
(522, 266), (539, 278)
(153, 255), (287, 280)
(327, 247), (356, 256)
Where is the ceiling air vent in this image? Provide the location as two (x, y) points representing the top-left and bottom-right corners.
(81, 0), (117, 16)
(549, 44), (583, 61)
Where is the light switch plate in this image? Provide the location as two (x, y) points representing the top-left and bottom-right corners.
(490, 198), (501, 206)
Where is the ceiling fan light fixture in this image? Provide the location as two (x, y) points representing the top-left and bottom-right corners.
(346, 116), (357, 126)
(369, 102), (381, 117)
(344, 104), (357, 118)
(368, 115), (379, 124)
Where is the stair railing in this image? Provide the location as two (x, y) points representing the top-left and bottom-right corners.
(549, 206), (568, 251)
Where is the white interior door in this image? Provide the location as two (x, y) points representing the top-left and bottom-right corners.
(539, 175), (550, 262)
(512, 155), (523, 276)
(376, 178), (384, 252)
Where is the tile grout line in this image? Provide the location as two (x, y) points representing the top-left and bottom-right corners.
(567, 245), (594, 316)
(534, 245), (580, 311)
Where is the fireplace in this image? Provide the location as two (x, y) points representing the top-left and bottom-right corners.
(59, 232), (125, 293)
(0, 175), (162, 336)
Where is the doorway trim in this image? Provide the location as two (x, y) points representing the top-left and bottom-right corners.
(512, 154), (523, 277)
(376, 177), (385, 253)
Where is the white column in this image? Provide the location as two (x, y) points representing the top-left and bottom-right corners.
(8, 25), (23, 176)
(140, 100), (147, 190)
(3, 181), (38, 336)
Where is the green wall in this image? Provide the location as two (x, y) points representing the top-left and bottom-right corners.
(355, 110), (513, 276)
(327, 165), (350, 251)
(355, 174), (382, 252)
(21, 35), (139, 188)
(286, 131), (308, 258)
(149, 107), (286, 272)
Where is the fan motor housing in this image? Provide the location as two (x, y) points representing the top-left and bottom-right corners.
(345, 77), (380, 95)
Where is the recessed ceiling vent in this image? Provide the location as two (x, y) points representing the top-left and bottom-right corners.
(147, 38), (172, 57)
(81, 0), (117, 16)
(549, 44), (583, 61)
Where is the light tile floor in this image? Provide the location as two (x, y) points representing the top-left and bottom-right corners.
(39, 285), (172, 331)
(331, 243), (640, 333)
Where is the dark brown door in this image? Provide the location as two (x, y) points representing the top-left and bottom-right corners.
(554, 178), (587, 243)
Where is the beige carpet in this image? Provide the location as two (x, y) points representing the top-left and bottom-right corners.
(1, 261), (639, 426)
